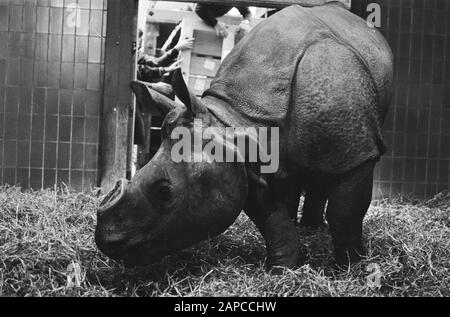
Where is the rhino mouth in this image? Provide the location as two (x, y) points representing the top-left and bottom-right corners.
(96, 231), (160, 265)
(122, 246), (166, 267)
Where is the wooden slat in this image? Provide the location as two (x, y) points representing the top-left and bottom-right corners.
(100, 0), (121, 190)
(148, 9), (247, 25)
(126, 1), (139, 179)
(190, 55), (221, 77)
(222, 26), (236, 61)
(157, 0), (351, 9)
(143, 23), (159, 56)
(180, 18), (240, 96)
(192, 30), (223, 57)
(188, 75), (213, 96)
(179, 19), (195, 84)
(147, 9), (264, 28)
(100, 0), (138, 191)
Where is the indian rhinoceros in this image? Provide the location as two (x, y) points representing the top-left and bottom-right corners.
(95, 3), (393, 269)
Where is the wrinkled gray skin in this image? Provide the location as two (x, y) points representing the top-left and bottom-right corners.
(96, 3), (393, 269)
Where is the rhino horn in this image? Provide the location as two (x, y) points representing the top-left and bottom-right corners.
(130, 80), (177, 116)
(171, 68), (207, 115)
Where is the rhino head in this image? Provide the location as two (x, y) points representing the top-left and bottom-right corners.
(95, 70), (249, 266)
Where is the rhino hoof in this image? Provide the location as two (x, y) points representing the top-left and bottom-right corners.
(265, 249), (303, 274)
(334, 244), (366, 266)
(266, 265), (289, 275)
(298, 219), (327, 230)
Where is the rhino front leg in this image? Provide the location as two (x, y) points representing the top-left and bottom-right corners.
(264, 205), (300, 271)
(326, 160), (375, 266)
(245, 178), (300, 271)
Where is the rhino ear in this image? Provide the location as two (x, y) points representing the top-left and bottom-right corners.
(171, 68), (207, 115)
(131, 80), (177, 116)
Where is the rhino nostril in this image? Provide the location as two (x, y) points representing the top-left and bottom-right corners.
(99, 179), (129, 212)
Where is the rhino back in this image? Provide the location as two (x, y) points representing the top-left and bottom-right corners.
(203, 3), (393, 174)
(204, 4), (321, 128)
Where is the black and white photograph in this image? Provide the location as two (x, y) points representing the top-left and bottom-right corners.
(0, 0), (449, 301)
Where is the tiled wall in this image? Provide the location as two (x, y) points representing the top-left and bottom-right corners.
(352, 0), (450, 199)
(0, 0), (107, 191)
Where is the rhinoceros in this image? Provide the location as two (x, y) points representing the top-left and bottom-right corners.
(95, 3), (393, 269)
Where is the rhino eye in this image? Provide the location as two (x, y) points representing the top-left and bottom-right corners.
(158, 182), (172, 202)
(151, 179), (172, 203)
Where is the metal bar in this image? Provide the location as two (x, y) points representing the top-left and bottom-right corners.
(156, 0), (351, 9)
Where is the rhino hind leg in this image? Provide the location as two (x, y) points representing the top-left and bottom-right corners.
(326, 160), (375, 266)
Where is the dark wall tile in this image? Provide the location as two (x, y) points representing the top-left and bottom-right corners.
(49, 7), (63, 35)
(0, 6), (9, 31)
(400, 8), (412, 32)
(0, 33), (7, 59)
(85, 117), (98, 143)
(35, 34), (49, 60)
(29, 168), (43, 189)
(75, 36), (88, 63)
(36, 6), (49, 34)
(59, 89), (72, 115)
(427, 159), (438, 183)
(72, 89), (85, 116)
(441, 135), (450, 159)
(71, 143), (84, 169)
(48, 35), (62, 61)
(56, 169), (69, 187)
(70, 170), (83, 191)
(5, 87), (18, 113)
(33, 88), (46, 114)
(74, 63), (87, 89)
(9, 5), (23, 32)
(417, 133), (429, 157)
(416, 158), (427, 182)
(44, 142), (56, 168)
(16, 168), (29, 188)
(43, 169), (56, 188)
(71, 117), (84, 143)
(0, 86), (4, 113)
(4, 114), (18, 140)
(57, 142), (70, 169)
(60, 62), (74, 89)
(59, 116), (71, 142)
(3, 168), (16, 186)
(23, 6), (36, 33)
(46, 88), (59, 115)
(392, 158), (404, 182)
(45, 115), (58, 142)
(62, 35), (75, 62)
(17, 114), (31, 140)
(4, 140), (17, 167)
(412, 8), (423, 32)
(84, 144), (97, 170)
(86, 90), (100, 117)
(21, 33), (36, 59)
(438, 160), (449, 183)
(30, 142), (43, 168)
(83, 171), (97, 191)
(31, 114), (45, 142)
(20, 59), (33, 88)
(7, 58), (20, 86)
